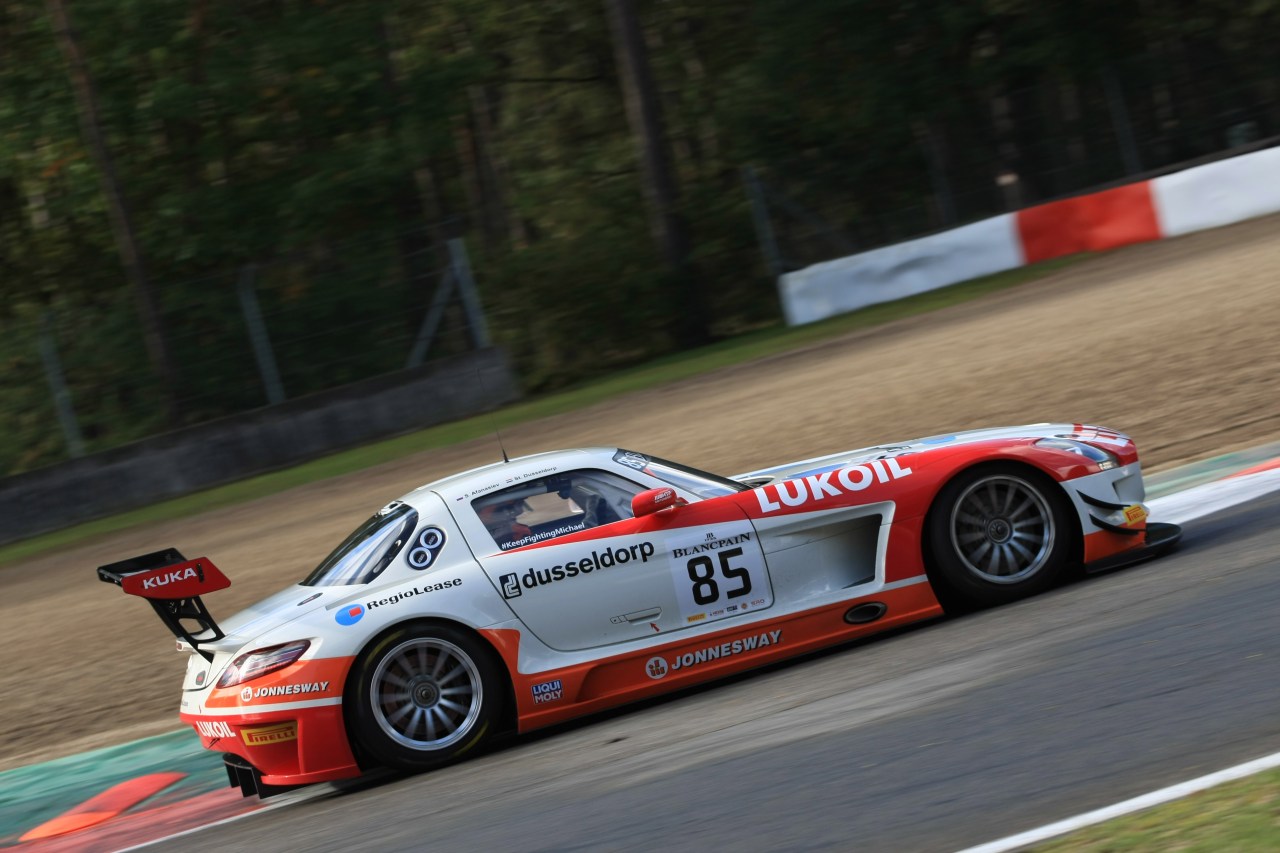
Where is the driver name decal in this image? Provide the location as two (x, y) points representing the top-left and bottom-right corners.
(646, 629), (783, 679)
(499, 542), (656, 598)
(755, 458), (913, 514)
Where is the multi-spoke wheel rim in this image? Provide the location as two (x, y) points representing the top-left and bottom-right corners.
(949, 475), (1055, 584)
(371, 638), (483, 750)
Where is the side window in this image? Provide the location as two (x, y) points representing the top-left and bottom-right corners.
(471, 469), (643, 551)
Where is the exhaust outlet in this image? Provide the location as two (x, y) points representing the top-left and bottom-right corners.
(843, 602), (887, 624)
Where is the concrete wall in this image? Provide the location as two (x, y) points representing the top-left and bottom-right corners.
(0, 348), (518, 545)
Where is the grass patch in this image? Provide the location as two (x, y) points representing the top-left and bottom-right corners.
(0, 254), (1084, 567)
(1035, 765), (1280, 851)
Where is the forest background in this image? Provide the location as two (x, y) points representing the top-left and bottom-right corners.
(1, 0), (1276, 475)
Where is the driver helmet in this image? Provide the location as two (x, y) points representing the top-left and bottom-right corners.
(479, 498), (529, 532)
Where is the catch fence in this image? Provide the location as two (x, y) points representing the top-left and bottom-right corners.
(1, 227), (492, 474)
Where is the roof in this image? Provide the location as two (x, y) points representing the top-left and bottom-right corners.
(401, 447), (617, 505)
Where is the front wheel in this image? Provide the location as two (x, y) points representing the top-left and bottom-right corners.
(925, 464), (1073, 610)
(347, 622), (504, 772)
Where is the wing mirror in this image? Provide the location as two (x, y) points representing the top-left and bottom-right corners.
(631, 487), (682, 518)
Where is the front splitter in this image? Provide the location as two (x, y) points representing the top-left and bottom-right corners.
(1085, 522), (1183, 574)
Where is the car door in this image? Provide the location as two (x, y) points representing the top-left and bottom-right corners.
(462, 468), (773, 652)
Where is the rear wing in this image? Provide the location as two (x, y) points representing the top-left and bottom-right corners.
(97, 548), (231, 662)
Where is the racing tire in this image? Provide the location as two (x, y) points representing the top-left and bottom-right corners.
(925, 463), (1073, 611)
(347, 622), (504, 772)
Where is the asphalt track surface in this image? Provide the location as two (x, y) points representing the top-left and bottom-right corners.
(139, 488), (1280, 853)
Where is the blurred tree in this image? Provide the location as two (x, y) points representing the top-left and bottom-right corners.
(0, 0), (1275, 470)
(604, 0), (707, 347)
(45, 0), (179, 423)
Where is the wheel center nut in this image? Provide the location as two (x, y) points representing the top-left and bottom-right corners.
(987, 518), (1012, 543)
(409, 678), (440, 707)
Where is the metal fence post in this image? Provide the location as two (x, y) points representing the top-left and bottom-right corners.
(742, 165), (786, 278)
(1102, 65), (1143, 176)
(920, 123), (958, 226)
(236, 264), (286, 405)
(448, 238), (491, 349)
(405, 265), (457, 369)
(38, 311), (86, 458)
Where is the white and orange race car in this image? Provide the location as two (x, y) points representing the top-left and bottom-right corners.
(100, 424), (1180, 797)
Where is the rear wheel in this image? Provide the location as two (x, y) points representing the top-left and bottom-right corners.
(348, 622), (503, 772)
(926, 464), (1073, 610)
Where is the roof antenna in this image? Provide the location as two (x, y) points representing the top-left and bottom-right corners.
(475, 365), (510, 464)
(497, 430), (510, 465)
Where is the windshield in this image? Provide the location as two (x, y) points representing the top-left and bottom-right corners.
(613, 450), (747, 499)
(301, 502), (418, 586)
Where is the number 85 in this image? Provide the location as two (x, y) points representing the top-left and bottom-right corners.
(686, 547), (752, 606)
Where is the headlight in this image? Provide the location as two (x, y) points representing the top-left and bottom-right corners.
(1036, 438), (1118, 470)
(216, 640), (310, 688)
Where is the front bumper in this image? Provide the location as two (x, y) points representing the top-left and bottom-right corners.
(1062, 462), (1158, 565)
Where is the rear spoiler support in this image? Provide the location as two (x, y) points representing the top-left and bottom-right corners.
(98, 548), (231, 662)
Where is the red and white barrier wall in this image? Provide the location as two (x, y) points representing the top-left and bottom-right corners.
(779, 145), (1280, 326)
